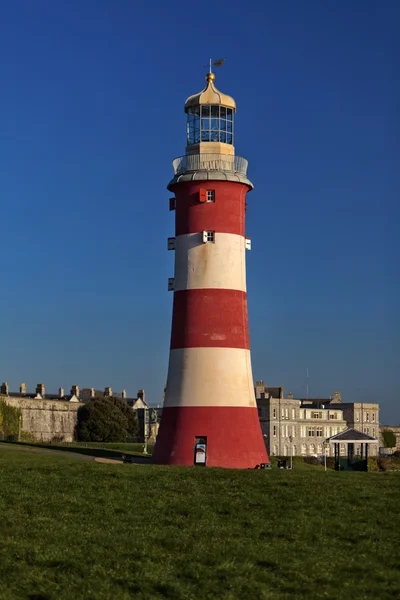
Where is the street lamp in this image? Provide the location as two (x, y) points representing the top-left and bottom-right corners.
(323, 441), (328, 471)
(288, 435), (293, 470)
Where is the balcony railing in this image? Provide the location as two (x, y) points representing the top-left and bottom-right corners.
(172, 153), (248, 177)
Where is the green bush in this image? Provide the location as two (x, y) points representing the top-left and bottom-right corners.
(382, 430), (397, 448)
(75, 397), (139, 443)
(0, 400), (21, 437)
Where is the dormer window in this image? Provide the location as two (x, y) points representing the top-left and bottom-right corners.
(187, 105), (234, 145)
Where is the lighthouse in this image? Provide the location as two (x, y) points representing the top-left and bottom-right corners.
(153, 68), (269, 469)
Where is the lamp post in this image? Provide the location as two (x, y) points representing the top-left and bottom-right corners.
(143, 407), (148, 455)
(18, 415), (22, 442)
(323, 441), (328, 471)
(288, 435), (293, 469)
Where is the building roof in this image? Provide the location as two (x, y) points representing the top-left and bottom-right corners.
(185, 72), (236, 111)
(327, 428), (377, 443)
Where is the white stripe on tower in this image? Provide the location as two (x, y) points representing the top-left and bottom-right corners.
(174, 232), (247, 292)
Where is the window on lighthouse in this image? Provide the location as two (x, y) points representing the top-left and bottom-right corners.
(187, 105), (234, 145)
(206, 190), (215, 202)
(203, 231), (215, 243)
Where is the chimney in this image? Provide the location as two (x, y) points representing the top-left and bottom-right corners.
(288, 392), (294, 399)
(36, 383), (45, 397)
(1, 382), (9, 395)
(71, 385), (79, 398)
(104, 387), (112, 397)
(90, 388), (95, 398)
(59, 387), (64, 398)
(20, 383), (26, 394)
(121, 389), (127, 399)
(137, 389), (145, 403)
(332, 391), (342, 403)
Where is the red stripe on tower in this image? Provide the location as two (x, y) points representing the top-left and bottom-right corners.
(153, 69), (269, 469)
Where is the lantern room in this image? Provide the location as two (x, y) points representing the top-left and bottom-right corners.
(184, 72), (236, 156)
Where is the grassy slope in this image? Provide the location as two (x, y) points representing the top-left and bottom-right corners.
(0, 449), (399, 600)
(0, 440), (153, 459)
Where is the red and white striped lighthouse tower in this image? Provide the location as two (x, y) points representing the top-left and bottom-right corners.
(153, 68), (269, 469)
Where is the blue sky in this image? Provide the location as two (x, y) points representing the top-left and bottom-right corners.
(0, 1), (398, 422)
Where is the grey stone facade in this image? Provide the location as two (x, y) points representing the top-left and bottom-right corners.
(255, 381), (379, 457)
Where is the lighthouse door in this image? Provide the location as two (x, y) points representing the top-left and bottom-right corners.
(194, 437), (207, 466)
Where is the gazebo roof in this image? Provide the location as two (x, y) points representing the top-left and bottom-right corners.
(327, 428), (377, 444)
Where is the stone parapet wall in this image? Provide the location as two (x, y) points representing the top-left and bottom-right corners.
(5, 397), (82, 442)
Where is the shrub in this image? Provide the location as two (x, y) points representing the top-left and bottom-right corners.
(377, 457), (391, 472)
(382, 430), (396, 449)
(76, 397), (139, 443)
(303, 456), (320, 466)
(0, 401), (21, 437)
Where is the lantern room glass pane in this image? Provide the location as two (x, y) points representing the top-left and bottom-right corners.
(186, 105), (234, 146)
(211, 106), (219, 118)
(211, 118), (218, 131)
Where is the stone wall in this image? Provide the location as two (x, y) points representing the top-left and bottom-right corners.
(5, 397), (82, 442)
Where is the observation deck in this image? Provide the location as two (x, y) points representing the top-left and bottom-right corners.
(168, 153), (253, 189)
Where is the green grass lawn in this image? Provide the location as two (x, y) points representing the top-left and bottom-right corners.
(0, 440), (153, 459)
(0, 448), (399, 600)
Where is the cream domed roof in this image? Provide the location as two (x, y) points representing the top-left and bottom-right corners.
(185, 73), (236, 112)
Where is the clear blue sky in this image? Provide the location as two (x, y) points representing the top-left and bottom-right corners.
(1, 1), (398, 423)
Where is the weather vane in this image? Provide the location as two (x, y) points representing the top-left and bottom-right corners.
(206, 58), (225, 72)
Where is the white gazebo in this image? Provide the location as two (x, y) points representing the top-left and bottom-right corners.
(326, 428), (378, 471)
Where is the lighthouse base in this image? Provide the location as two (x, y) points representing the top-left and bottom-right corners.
(153, 406), (269, 469)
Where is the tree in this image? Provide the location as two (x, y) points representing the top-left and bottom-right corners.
(75, 397), (139, 442)
(382, 430), (396, 449)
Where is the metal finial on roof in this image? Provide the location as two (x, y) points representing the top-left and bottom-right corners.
(205, 58), (224, 83)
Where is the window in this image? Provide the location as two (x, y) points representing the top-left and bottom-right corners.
(312, 412), (322, 419)
(367, 427), (370, 435)
(273, 408), (277, 419)
(372, 413), (376, 422)
(366, 412), (370, 422)
(186, 105), (234, 145)
(308, 427), (314, 437)
(206, 190), (215, 202)
(356, 412), (360, 422)
(317, 444), (323, 455)
(285, 408), (289, 419)
(372, 428), (375, 437)
(340, 444), (345, 455)
(309, 444), (316, 455)
(301, 444), (307, 455)
(260, 392), (265, 399)
(316, 427), (323, 437)
(301, 426), (306, 438)
(299, 410), (303, 419)
(203, 230), (215, 243)
(292, 409), (295, 420)
(273, 426), (277, 437)
(292, 445), (297, 456)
